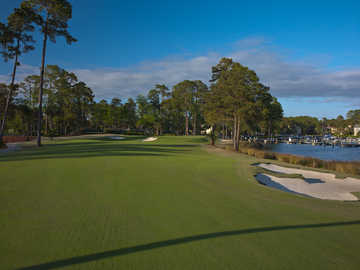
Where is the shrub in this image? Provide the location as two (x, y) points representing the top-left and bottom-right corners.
(298, 157), (314, 167)
(247, 148), (256, 157)
(0, 141), (7, 149)
(311, 158), (324, 168)
(277, 154), (290, 163)
(263, 152), (277, 160)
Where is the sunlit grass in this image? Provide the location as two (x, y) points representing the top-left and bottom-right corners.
(1, 136), (360, 270)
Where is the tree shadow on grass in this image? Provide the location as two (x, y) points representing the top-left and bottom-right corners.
(18, 220), (360, 270)
(0, 141), (196, 162)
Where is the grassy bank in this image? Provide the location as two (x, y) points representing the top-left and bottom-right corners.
(1, 136), (360, 270)
(231, 142), (360, 176)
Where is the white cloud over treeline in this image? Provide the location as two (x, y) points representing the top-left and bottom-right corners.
(1, 37), (360, 104)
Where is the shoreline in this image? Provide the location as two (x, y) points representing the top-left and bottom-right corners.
(218, 141), (360, 177)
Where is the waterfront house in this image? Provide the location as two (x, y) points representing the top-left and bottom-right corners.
(329, 126), (338, 134)
(354, 124), (360, 136)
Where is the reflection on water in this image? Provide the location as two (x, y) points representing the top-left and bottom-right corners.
(263, 143), (360, 161)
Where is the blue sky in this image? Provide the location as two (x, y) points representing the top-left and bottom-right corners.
(1, 0), (360, 119)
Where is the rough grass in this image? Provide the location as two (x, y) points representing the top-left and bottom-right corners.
(1, 136), (360, 270)
(353, 192), (360, 200)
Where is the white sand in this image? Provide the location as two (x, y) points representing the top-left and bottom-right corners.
(109, 136), (125, 140)
(255, 163), (360, 201)
(143, 137), (158, 142)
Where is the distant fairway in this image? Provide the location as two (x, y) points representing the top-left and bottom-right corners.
(1, 136), (360, 270)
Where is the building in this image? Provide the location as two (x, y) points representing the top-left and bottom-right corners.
(328, 126), (337, 134)
(354, 125), (360, 136)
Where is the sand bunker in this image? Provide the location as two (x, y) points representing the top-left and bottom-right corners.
(109, 136), (125, 140)
(143, 137), (158, 142)
(255, 163), (360, 201)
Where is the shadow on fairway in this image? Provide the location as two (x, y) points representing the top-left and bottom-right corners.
(19, 220), (360, 270)
(0, 141), (196, 162)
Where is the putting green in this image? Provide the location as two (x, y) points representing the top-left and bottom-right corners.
(1, 136), (359, 270)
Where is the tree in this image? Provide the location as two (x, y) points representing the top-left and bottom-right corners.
(150, 84), (169, 135)
(261, 96), (283, 136)
(91, 99), (108, 132)
(203, 90), (222, 145)
(147, 89), (161, 135)
(0, 4), (35, 145)
(172, 80), (201, 136)
(18, 65), (94, 136)
(279, 116), (321, 136)
(347, 110), (360, 125)
(208, 58), (274, 150)
(20, 74), (40, 108)
(192, 80), (208, 135)
(136, 94), (157, 134)
(123, 98), (137, 130)
(109, 98), (122, 128)
(23, 0), (77, 146)
(0, 84), (9, 116)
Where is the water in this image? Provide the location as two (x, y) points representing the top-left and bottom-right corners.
(263, 143), (360, 161)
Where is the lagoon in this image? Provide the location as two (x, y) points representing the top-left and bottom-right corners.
(264, 143), (360, 161)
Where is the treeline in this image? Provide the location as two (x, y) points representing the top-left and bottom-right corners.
(279, 112), (360, 136)
(0, 0), (76, 146)
(1, 57), (284, 151)
(0, 66), (209, 137)
(1, 1), (283, 150)
(0, 65), (94, 137)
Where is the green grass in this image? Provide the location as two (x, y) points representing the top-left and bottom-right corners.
(1, 135), (360, 270)
(352, 192), (360, 200)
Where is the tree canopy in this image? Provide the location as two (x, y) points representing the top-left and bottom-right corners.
(205, 58), (283, 150)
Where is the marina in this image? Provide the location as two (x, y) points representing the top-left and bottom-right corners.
(263, 142), (360, 161)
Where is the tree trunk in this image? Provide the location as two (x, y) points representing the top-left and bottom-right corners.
(235, 118), (240, 151)
(0, 39), (19, 145)
(193, 114), (197, 135)
(185, 113), (189, 136)
(233, 116), (237, 150)
(27, 120), (31, 140)
(233, 115), (240, 151)
(210, 125), (216, 146)
(37, 17), (48, 147)
(45, 111), (48, 136)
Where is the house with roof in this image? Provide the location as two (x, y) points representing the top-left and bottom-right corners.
(354, 124), (360, 136)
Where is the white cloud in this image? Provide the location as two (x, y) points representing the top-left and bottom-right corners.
(73, 38), (360, 101)
(1, 37), (360, 105)
(73, 55), (218, 99)
(0, 64), (39, 84)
